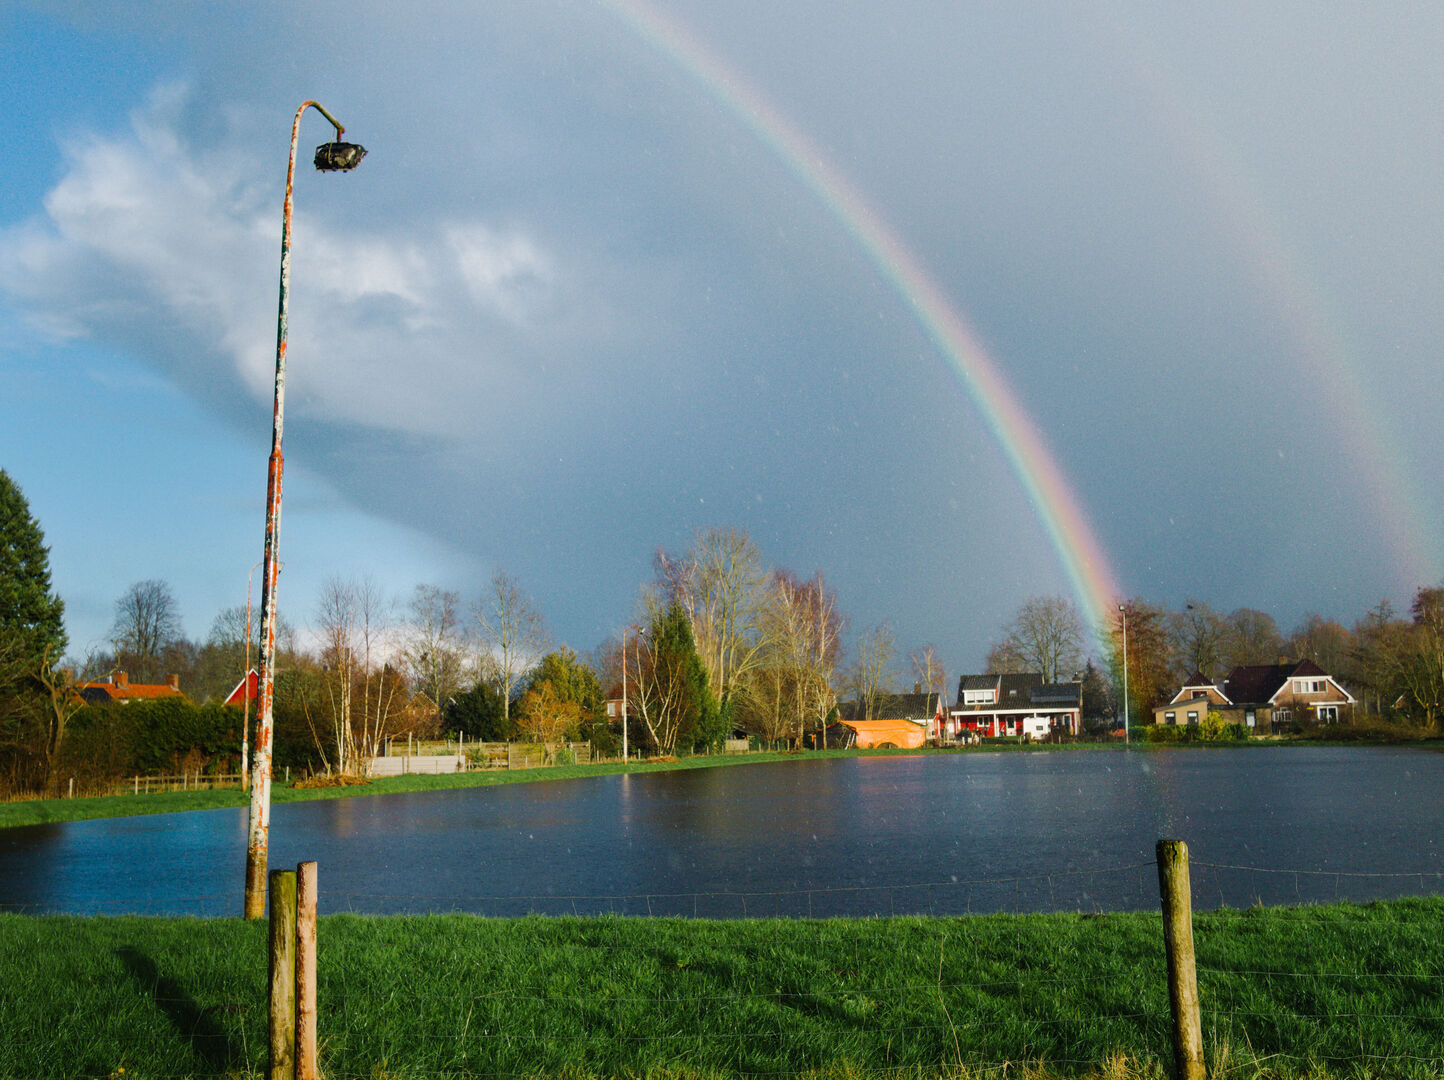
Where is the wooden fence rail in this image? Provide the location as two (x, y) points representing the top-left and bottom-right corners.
(111, 773), (246, 796)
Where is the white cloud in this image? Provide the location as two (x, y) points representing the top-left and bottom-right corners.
(0, 87), (581, 439)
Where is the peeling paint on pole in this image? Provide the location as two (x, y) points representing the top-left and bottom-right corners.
(244, 101), (364, 920)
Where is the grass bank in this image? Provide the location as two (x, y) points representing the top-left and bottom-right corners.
(2, 899), (1440, 1080)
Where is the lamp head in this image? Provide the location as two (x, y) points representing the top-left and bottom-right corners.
(314, 141), (367, 172)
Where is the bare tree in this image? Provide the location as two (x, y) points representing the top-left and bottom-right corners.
(311, 577), (406, 776)
(910, 644), (946, 695)
(848, 623), (896, 723)
(655, 528), (770, 708)
(314, 578), (359, 774)
(475, 571), (548, 726)
(110, 579), (182, 682)
(1224, 608), (1283, 668)
(984, 637), (1028, 674)
(765, 570), (844, 747)
(1169, 601), (1227, 680)
(995, 595), (1084, 682)
(404, 585), (468, 714)
(1287, 613), (1354, 680)
(351, 578), (404, 774)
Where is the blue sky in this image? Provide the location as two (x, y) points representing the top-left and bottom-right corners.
(3, 1), (1442, 679)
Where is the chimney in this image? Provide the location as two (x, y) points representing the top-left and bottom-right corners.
(114, 671), (129, 688)
(166, 674), (180, 691)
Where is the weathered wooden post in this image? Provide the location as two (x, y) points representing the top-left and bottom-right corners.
(268, 868), (298, 1080)
(295, 861), (318, 1080)
(1156, 839), (1205, 1080)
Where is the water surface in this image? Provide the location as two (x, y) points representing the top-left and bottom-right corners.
(2, 747), (1440, 916)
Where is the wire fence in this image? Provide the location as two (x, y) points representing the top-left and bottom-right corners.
(5, 855), (1443, 1079)
(9, 857), (1442, 919)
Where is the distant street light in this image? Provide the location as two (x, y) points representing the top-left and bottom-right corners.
(243, 102), (366, 920)
(621, 624), (643, 765)
(1119, 603), (1130, 744)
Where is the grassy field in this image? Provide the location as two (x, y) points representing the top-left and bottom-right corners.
(2, 899), (1440, 1080)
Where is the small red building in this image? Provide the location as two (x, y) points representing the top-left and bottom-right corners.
(224, 669), (260, 706)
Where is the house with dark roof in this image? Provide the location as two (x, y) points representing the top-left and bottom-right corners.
(76, 670), (187, 705)
(1153, 660), (1354, 731)
(948, 673), (1081, 739)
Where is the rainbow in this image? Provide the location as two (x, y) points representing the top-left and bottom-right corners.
(606, 0), (1123, 631)
(1114, 21), (1440, 590)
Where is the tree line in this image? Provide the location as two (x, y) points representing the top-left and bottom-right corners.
(3, 466), (1440, 796)
(985, 592), (1444, 730)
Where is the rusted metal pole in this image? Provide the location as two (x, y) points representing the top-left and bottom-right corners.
(242, 558), (262, 792)
(295, 861), (318, 1080)
(268, 868), (298, 1080)
(243, 101), (353, 920)
(1156, 839), (1205, 1080)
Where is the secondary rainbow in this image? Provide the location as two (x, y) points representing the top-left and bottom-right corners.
(607, 0), (1123, 630)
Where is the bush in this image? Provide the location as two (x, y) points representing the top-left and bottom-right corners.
(1144, 721), (1248, 744)
(58, 699), (243, 781)
(1294, 715), (1432, 743)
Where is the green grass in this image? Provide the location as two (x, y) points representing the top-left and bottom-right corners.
(1, 900), (1440, 1080)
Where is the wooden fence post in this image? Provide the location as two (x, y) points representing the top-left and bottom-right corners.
(1156, 839), (1205, 1080)
(268, 868), (298, 1080)
(295, 861), (318, 1080)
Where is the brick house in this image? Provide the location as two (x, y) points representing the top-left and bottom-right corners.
(1153, 660), (1354, 731)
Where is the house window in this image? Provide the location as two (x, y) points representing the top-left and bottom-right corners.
(1192, 690), (1206, 699)
(1245, 710), (1256, 728)
(1165, 711), (1176, 724)
(1317, 705), (1338, 723)
(1186, 711), (1199, 724)
(964, 690), (996, 705)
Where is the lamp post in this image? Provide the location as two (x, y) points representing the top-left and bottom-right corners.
(621, 624), (642, 765)
(243, 102), (366, 920)
(1119, 603), (1130, 744)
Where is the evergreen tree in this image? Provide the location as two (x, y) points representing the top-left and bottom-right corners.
(648, 602), (724, 753)
(445, 680), (512, 741)
(0, 470), (66, 666)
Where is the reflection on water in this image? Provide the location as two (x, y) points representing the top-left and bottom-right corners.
(0, 747), (1440, 917)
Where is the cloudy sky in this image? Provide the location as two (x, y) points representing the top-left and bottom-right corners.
(3, 1), (1441, 680)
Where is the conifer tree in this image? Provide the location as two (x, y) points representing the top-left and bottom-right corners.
(0, 469), (66, 666)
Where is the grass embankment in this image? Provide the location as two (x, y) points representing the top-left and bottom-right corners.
(2, 899), (1440, 1080)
